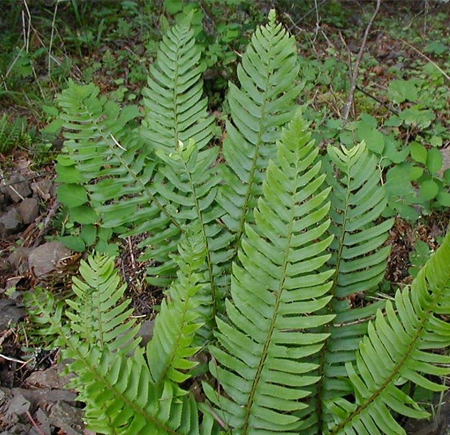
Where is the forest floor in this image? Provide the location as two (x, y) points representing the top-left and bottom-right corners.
(1, 1), (450, 434)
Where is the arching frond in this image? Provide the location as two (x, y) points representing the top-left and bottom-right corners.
(327, 230), (450, 435)
(27, 255), (220, 435)
(217, 10), (303, 247)
(141, 15), (213, 154)
(146, 227), (206, 386)
(66, 254), (141, 355)
(302, 143), (394, 433)
(205, 113), (335, 434)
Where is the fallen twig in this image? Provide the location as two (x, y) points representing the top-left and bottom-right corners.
(32, 199), (61, 248)
(343, 0), (382, 123)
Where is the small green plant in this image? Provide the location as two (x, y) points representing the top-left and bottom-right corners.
(28, 11), (450, 435)
(0, 113), (28, 154)
(408, 239), (433, 277)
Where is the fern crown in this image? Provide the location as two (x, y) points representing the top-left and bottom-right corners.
(29, 10), (450, 435)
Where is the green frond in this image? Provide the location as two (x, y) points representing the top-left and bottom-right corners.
(141, 18), (213, 154)
(313, 143), (394, 417)
(57, 80), (176, 237)
(146, 228), (206, 386)
(134, 18), (216, 285)
(150, 139), (234, 327)
(65, 254), (141, 355)
(205, 113), (335, 434)
(217, 10), (303, 246)
(27, 254), (220, 435)
(327, 229), (450, 435)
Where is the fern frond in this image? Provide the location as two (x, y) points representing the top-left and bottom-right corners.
(57, 81), (176, 236)
(314, 143), (394, 416)
(217, 10), (303, 247)
(205, 113), (335, 434)
(58, 13), (215, 286)
(0, 113), (25, 154)
(152, 139), (234, 329)
(66, 254), (141, 355)
(327, 229), (450, 435)
(28, 255), (220, 435)
(141, 15), (213, 154)
(146, 227), (206, 386)
(135, 17), (216, 285)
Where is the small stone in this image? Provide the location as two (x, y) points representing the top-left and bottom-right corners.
(1, 174), (32, 202)
(49, 401), (85, 435)
(24, 364), (72, 390)
(0, 299), (26, 329)
(17, 197), (39, 224)
(7, 247), (31, 271)
(31, 179), (53, 201)
(28, 242), (71, 279)
(0, 208), (23, 236)
(138, 319), (155, 345)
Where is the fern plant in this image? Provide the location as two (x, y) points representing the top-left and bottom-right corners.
(0, 113), (27, 154)
(31, 10), (450, 435)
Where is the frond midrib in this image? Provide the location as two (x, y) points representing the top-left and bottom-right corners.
(316, 155), (352, 429)
(182, 158), (218, 319)
(231, 28), (282, 260)
(241, 179), (297, 434)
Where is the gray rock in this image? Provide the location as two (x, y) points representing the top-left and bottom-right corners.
(0, 208), (23, 236)
(31, 179), (53, 201)
(0, 192), (6, 207)
(48, 401), (85, 435)
(0, 299), (26, 329)
(24, 364), (73, 390)
(138, 319), (155, 345)
(1, 174), (32, 202)
(7, 247), (31, 274)
(28, 242), (71, 279)
(17, 197), (39, 224)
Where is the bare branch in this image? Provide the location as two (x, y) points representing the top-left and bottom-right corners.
(343, 0), (382, 123)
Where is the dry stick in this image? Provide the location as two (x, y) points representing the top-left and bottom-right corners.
(342, 0), (382, 124)
(397, 36), (450, 83)
(355, 85), (400, 116)
(48, 0), (60, 78)
(32, 199), (61, 248)
(25, 411), (46, 435)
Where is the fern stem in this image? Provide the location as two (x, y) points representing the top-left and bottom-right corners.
(316, 165), (351, 431)
(230, 54), (272, 263)
(182, 160), (218, 320)
(241, 165), (297, 434)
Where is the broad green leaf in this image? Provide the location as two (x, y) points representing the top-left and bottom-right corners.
(356, 123), (384, 154)
(388, 79), (418, 104)
(427, 148), (443, 174)
(400, 106), (435, 129)
(59, 235), (85, 252)
(409, 166), (423, 181)
(410, 142), (427, 165)
(70, 205), (98, 224)
(58, 184), (88, 208)
(437, 191), (450, 207)
(420, 179), (439, 200)
(80, 224), (97, 246)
